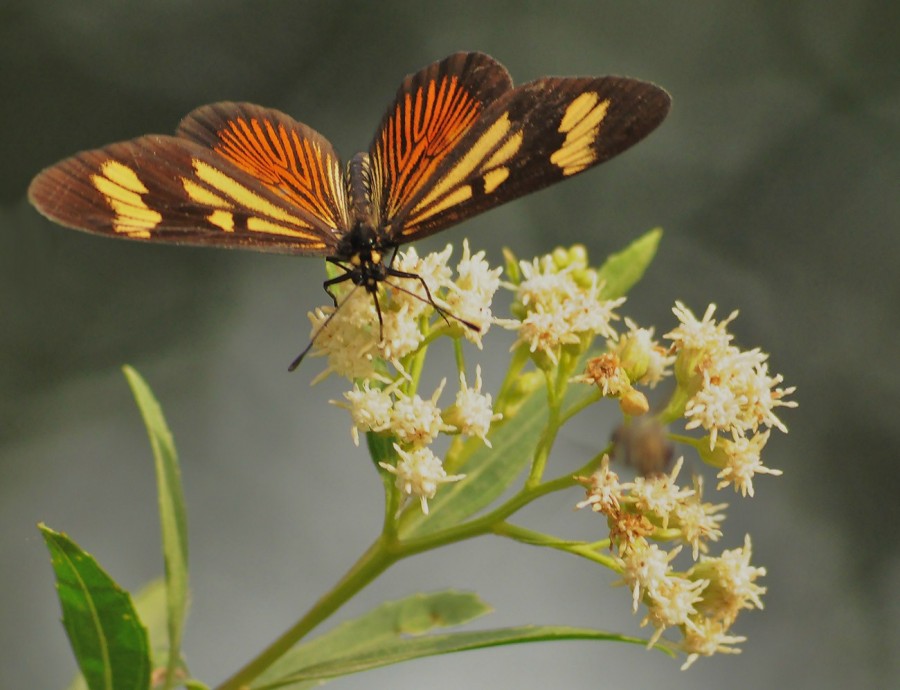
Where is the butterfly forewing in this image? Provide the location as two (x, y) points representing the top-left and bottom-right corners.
(368, 52), (513, 234)
(177, 102), (351, 235)
(385, 75), (671, 241)
(28, 133), (342, 255)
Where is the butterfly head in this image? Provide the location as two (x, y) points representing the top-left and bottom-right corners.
(334, 223), (391, 293)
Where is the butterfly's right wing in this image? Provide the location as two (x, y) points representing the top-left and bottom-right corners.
(367, 52), (515, 235)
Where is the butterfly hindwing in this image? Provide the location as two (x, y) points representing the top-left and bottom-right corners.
(385, 75), (671, 242)
(368, 52), (514, 234)
(28, 132), (342, 255)
(177, 102), (351, 235)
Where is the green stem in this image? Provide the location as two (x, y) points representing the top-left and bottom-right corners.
(668, 433), (703, 448)
(493, 522), (620, 569)
(398, 470), (577, 555)
(526, 368), (563, 487)
(493, 346), (530, 417)
(559, 387), (602, 425)
(214, 536), (397, 690)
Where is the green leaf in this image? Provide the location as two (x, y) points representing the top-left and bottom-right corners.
(254, 591), (491, 689)
(123, 366), (189, 690)
(40, 524), (151, 690)
(597, 227), (662, 299)
(399, 379), (596, 538)
(258, 625), (669, 687)
(131, 579), (176, 671)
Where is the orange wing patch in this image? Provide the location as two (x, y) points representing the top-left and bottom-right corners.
(177, 103), (350, 234)
(375, 75), (481, 219)
(214, 116), (348, 231)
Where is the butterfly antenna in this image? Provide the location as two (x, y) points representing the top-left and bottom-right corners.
(288, 284), (362, 372)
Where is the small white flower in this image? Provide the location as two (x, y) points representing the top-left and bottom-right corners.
(679, 617), (746, 670)
(514, 255), (578, 309)
(513, 306), (580, 364)
(665, 302), (737, 355)
(611, 318), (674, 387)
(628, 457), (694, 530)
(692, 534), (767, 616)
(672, 475), (727, 559)
(505, 254), (625, 364)
(379, 301), (425, 362)
(448, 366), (502, 446)
(308, 290), (380, 382)
(684, 370), (748, 449)
(572, 353), (632, 397)
(575, 455), (627, 513)
(380, 444), (465, 514)
(390, 245), (453, 315)
(618, 542), (682, 612)
(389, 380), (453, 446)
(715, 431), (782, 497)
(336, 382), (394, 446)
(641, 575), (708, 648)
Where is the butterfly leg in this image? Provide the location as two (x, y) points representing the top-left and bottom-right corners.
(385, 268), (479, 332)
(323, 259), (354, 307)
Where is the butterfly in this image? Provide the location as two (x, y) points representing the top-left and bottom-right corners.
(28, 51), (670, 369)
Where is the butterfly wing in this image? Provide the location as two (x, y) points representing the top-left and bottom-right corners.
(379, 70), (671, 242)
(177, 102), (351, 237)
(29, 104), (350, 255)
(367, 52), (514, 236)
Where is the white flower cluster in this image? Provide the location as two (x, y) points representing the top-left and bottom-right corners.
(665, 302), (796, 496)
(503, 248), (625, 365)
(317, 242), (503, 513)
(577, 456), (762, 667)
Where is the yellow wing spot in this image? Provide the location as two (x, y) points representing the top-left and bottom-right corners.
(99, 160), (149, 193)
(405, 185), (472, 232)
(192, 160), (306, 227)
(183, 179), (232, 208)
(116, 228), (152, 239)
(483, 167), (509, 193)
(92, 175), (147, 208)
(91, 164), (162, 234)
(207, 210), (235, 232)
(413, 113), (512, 214)
(246, 217), (324, 243)
(485, 131), (523, 169)
(551, 93), (610, 176)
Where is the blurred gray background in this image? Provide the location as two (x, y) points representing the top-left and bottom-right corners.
(3, 1), (898, 688)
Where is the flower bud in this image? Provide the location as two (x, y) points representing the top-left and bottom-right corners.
(619, 387), (650, 416)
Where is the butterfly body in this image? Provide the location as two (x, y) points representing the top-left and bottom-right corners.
(28, 52), (671, 366)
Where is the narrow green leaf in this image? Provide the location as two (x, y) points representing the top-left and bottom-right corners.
(597, 227), (662, 299)
(400, 380), (596, 538)
(123, 366), (189, 690)
(260, 625), (670, 687)
(253, 591), (491, 689)
(40, 524), (150, 690)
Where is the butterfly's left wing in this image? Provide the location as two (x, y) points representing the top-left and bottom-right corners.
(29, 103), (351, 255)
(381, 74), (671, 242)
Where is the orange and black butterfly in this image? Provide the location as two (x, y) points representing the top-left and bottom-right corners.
(28, 52), (670, 369)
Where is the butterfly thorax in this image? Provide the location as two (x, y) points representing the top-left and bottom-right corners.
(335, 153), (393, 293)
